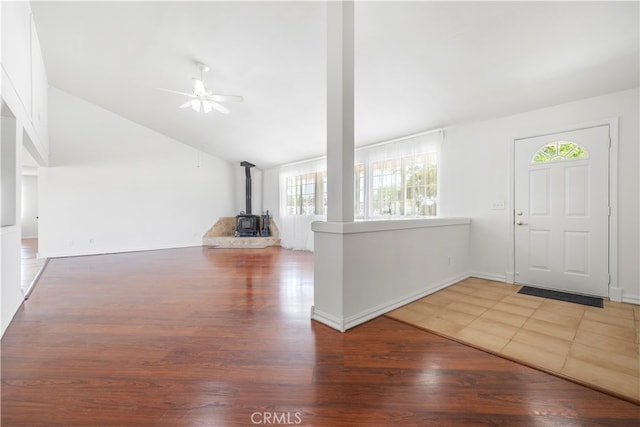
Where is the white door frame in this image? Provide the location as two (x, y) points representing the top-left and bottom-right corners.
(507, 117), (620, 300)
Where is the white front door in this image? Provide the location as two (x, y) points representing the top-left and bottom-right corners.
(514, 125), (610, 297)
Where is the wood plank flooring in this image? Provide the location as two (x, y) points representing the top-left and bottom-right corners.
(2, 247), (638, 426)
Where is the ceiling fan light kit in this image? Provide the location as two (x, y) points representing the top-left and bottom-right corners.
(157, 62), (243, 114)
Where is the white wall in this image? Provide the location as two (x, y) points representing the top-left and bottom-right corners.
(1, 0), (49, 336)
(39, 88), (236, 257)
(265, 88), (639, 303)
(0, 111), (22, 337)
(21, 173), (38, 238)
(1, 113), (17, 226)
(312, 219), (471, 331)
(440, 88), (639, 302)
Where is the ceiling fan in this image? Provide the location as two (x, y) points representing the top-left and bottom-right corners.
(157, 63), (243, 114)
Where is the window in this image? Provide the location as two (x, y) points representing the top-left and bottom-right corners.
(286, 173), (317, 215)
(404, 153), (438, 217)
(371, 159), (402, 216)
(286, 169), (357, 217)
(370, 153), (437, 218)
(320, 171), (327, 215)
(532, 141), (588, 164)
(283, 153), (438, 218)
(280, 130), (441, 219)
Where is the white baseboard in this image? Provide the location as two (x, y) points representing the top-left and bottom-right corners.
(41, 243), (203, 259)
(469, 271), (508, 283)
(622, 293), (640, 305)
(310, 306), (345, 332)
(609, 286), (623, 302)
(340, 272), (471, 332)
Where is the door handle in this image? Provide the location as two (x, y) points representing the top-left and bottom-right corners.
(515, 220), (528, 226)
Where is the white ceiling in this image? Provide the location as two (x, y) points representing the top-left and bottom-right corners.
(31, 1), (639, 169)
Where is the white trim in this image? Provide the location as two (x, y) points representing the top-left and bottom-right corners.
(609, 286), (623, 302)
(310, 306), (345, 332)
(513, 124), (614, 143)
(508, 127), (517, 285)
(40, 243), (205, 260)
(22, 258), (49, 300)
(509, 118), (619, 299)
(622, 294), (640, 305)
(311, 217), (470, 235)
(313, 272), (470, 333)
(608, 118), (619, 295)
(343, 272), (469, 331)
(470, 271), (508, 283)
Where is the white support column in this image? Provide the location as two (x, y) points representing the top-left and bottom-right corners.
(326, 0), (354, 223)
(314, 3), (474, 332)
(311, 0), (355, 331)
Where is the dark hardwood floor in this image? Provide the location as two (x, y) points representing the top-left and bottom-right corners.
(2, 247), (638, 426)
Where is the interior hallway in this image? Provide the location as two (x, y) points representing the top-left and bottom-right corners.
(20, 238), (47, 294)
(2, 247), (638, 426)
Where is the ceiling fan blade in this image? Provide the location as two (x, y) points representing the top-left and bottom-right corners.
(209, 94), (244, 103)
(210, 102), (230, 114)
(192, 79), (206, 96)
(156, 87), (196, 98)
(159, 66), (242, 115)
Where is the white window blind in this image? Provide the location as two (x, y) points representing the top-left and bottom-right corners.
(278, 129), (442, 249)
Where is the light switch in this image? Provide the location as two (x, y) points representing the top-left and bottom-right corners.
(490, 200), (505, 210)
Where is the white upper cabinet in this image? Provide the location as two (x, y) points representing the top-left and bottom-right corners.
(2, 1), (32, 114)
(1, 1), (49, 157)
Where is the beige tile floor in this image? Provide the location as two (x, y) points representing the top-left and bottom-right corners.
(387, 277), (640, 403)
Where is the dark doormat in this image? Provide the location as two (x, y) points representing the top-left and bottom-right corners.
(518, 286), (603, 308)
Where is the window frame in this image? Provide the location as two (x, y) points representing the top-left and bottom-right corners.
(283, 151), (438, 219)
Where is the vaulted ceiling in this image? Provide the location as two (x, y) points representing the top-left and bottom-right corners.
(31, 1), (639, 169)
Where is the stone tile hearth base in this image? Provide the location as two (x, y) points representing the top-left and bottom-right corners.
(203, 235), (281, 249)
(202, 217), (281, 249)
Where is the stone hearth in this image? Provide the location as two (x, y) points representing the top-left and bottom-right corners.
(203, 217), (281, 249)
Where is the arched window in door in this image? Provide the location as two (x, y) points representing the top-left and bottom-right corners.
(531, 141), (588, 164)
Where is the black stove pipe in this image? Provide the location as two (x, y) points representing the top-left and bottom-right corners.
(240, 161), (255, 215)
